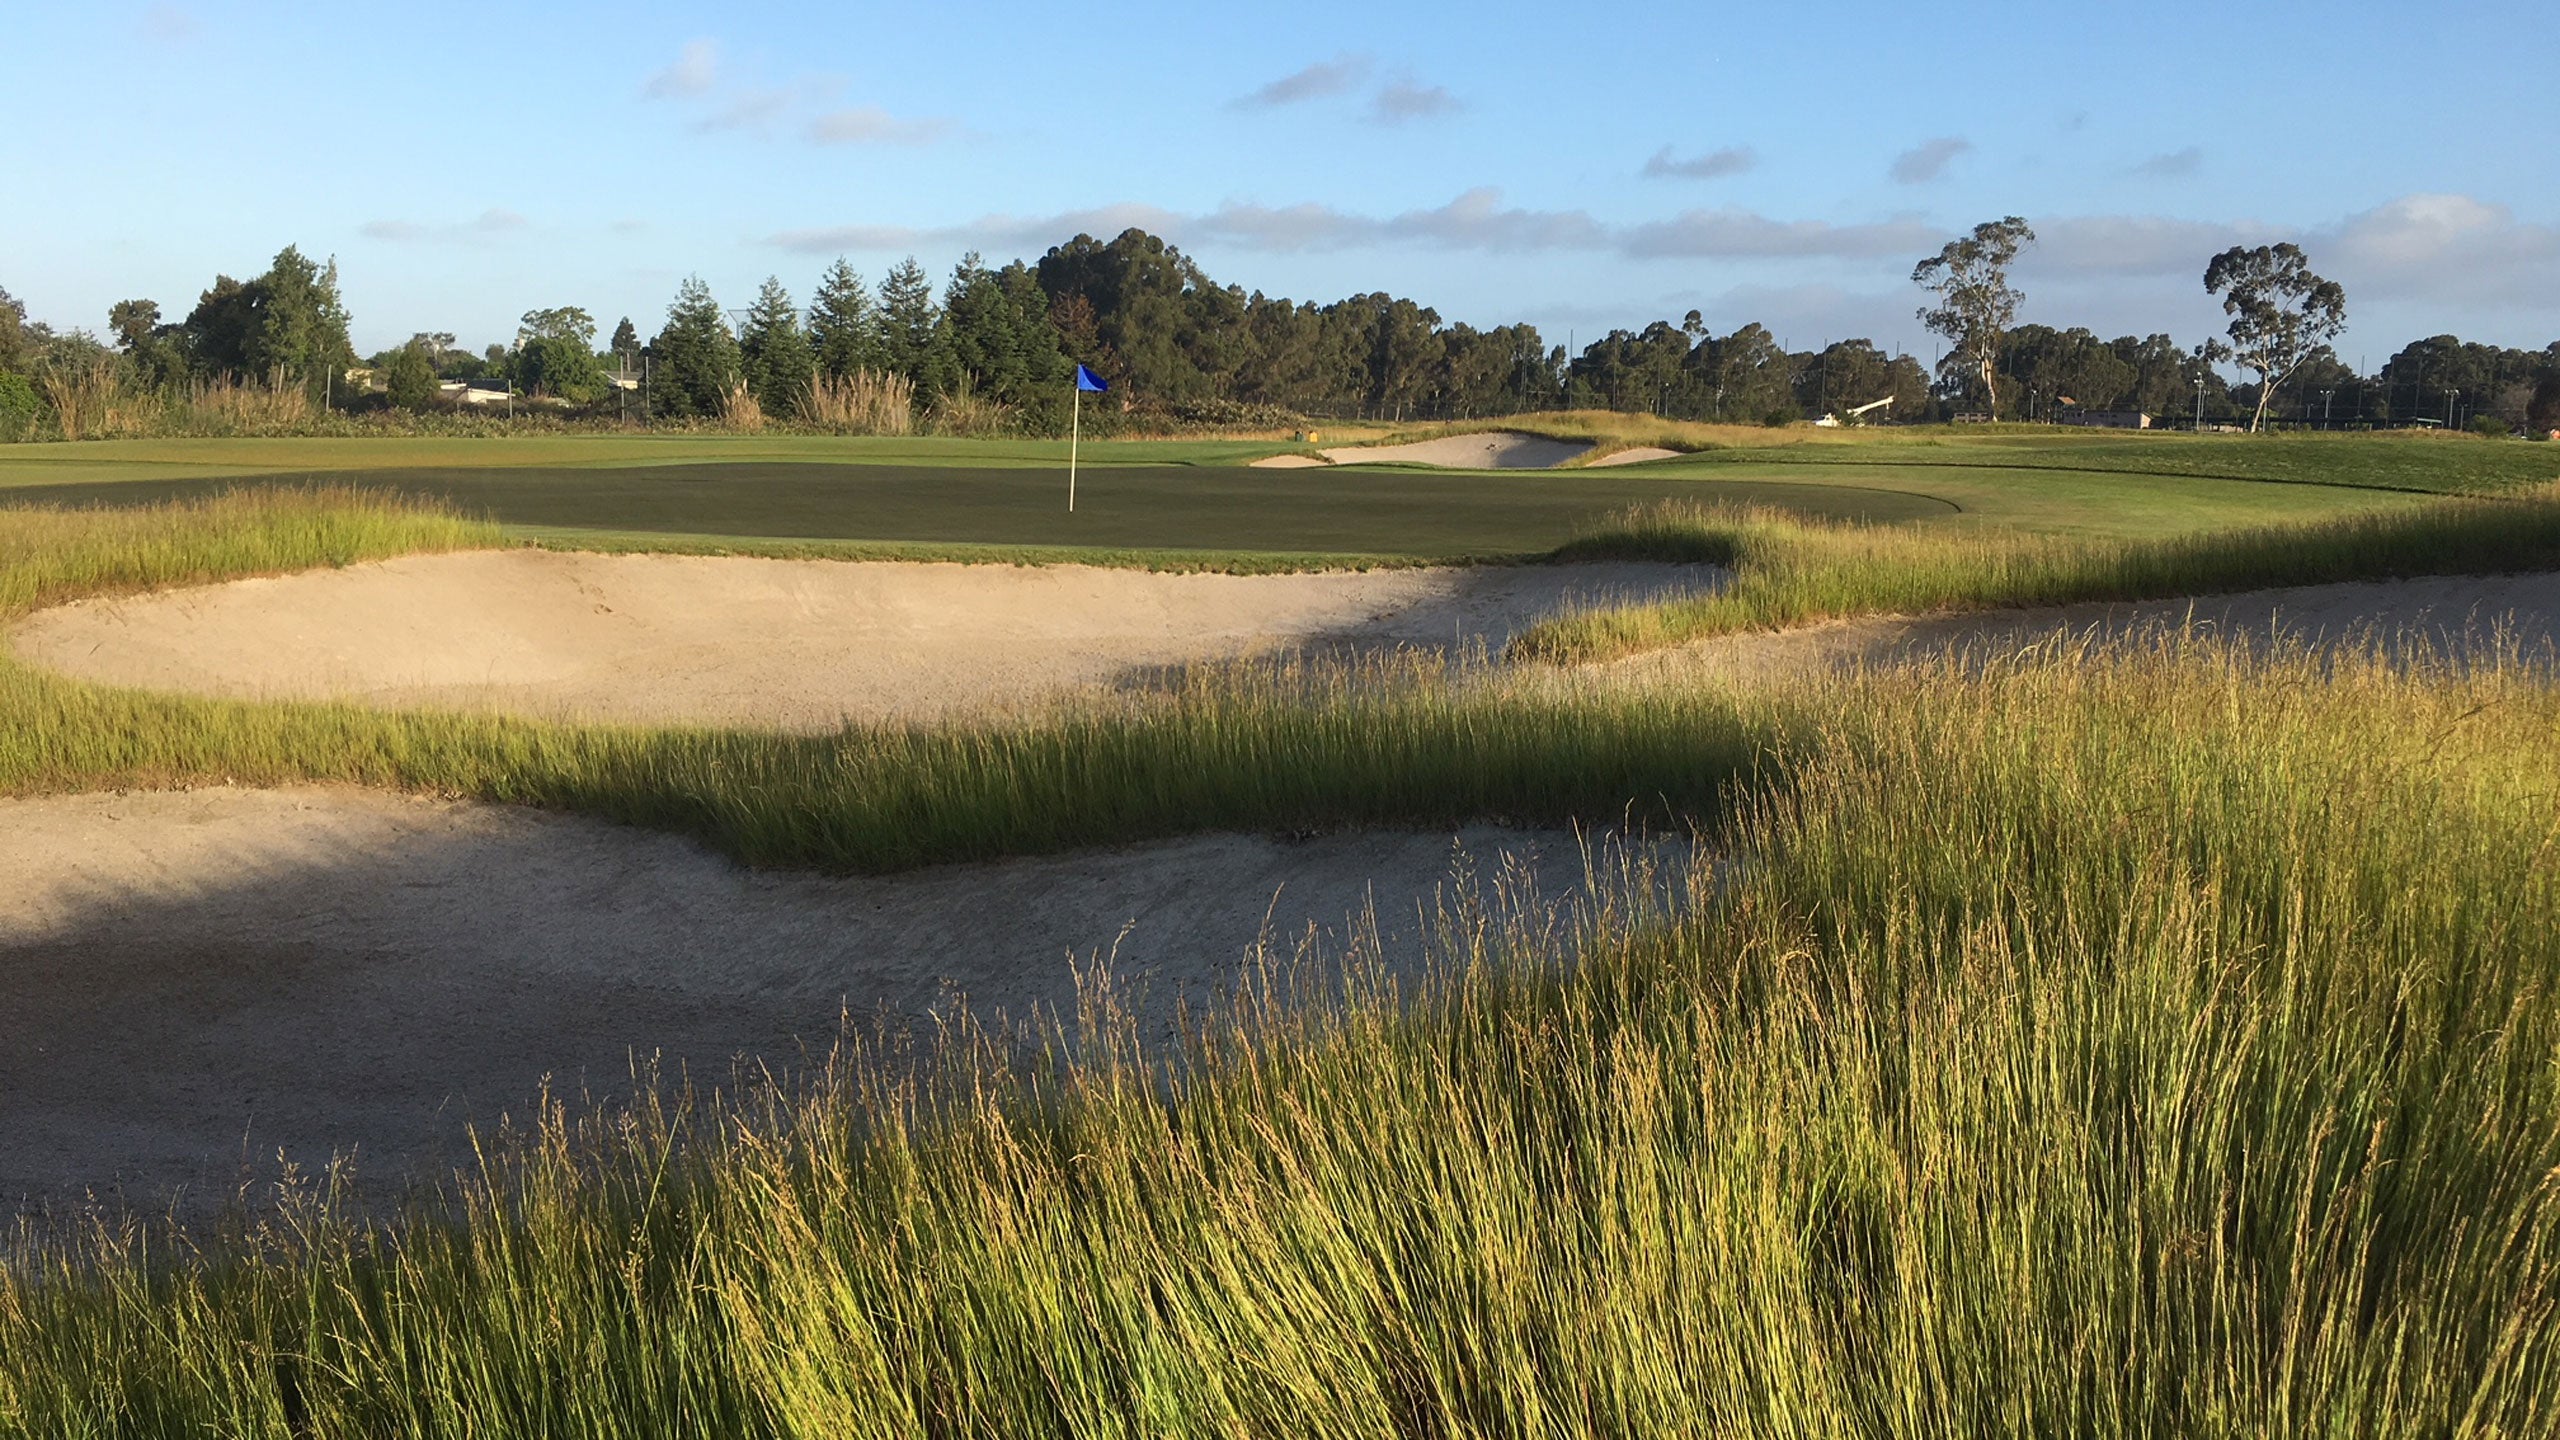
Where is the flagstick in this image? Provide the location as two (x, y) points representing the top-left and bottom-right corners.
(1069, 383), (1080, 513)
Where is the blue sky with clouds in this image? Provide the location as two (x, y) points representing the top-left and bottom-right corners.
(9, 0), (2555, 363)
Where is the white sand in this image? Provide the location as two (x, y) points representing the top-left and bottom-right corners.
(0, 784), (1653, 1206)
(1249, 453), (1332, 469)
(1321, 432), (1593, 469)
(1587, 447), (1682, 467)
(10, 549), (1715, 731)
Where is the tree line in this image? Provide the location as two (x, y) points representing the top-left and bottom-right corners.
(5, 225), (2559, 442)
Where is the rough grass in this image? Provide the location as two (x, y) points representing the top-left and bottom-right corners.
(1339, 412), (2560, 493)
(1523, 486), (2560, 661)
(7, 636), (2558, 1435)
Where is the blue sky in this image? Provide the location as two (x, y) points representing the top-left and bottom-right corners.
(9, 0), (2555, 364)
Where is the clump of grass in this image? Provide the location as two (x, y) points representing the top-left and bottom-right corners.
(720, 381), (768, 431)
(183, 373), (313, 435)
(801, 370), (915, 435)
(6, 635), (2557, 1433)
(1523, 486), (2560, 661)
(924, 373), (1013, 437)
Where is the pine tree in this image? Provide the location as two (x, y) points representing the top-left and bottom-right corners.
(876, 257), (941, 394)
(738, 277), (815, 419)
(609, 316), (639, 365)
(646, 276), (739, 420)
(808, 259), (881, 380)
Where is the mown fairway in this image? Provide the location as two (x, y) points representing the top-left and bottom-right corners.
(0, 428), (2540, 560)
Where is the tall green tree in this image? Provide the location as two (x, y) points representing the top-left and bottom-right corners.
(646, 276), (740, 420)
(1914, 216), (2035, 415)
(242, 247), (355, 394)
(175, 247), (354, 394)
(876, 258), (941, 392)
(809, 259), (882, 379)
(738, 277), (815, 418)
(514, 306), (605, 401)
(107, 298), (185, 389)
(382, 341), (439, 411)
(0, 286), (28, 374)
(2204, 242), (2346, 432)
(608, 317), (639, 363)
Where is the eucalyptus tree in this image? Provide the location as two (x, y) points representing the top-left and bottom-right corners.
(1913, 216), (2035, 415)
(2204, 242), (2346, 432)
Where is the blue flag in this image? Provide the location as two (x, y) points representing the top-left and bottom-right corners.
(1074, 364), (1110, 393)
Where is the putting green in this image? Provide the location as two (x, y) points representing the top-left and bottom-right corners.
(0, 463), (1957, 560)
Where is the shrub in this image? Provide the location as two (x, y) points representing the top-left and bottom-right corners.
(0, 371), (37, 442)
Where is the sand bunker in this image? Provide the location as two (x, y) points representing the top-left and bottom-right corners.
(1587, 447), (1682, 468)
(1321, 432), (1594, 469)
(1621, 572), (2560, 684)
(1249, 453), (1331, 469)
(0, 785), (1642, 1206)
(11, 550), (1712, 731)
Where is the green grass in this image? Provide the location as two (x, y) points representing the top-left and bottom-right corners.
(8, 637), (2559, 1435)
(0, 462), (1955, 564)
(1, 427), (2536, 562)
(1524, 486), (2560, 662)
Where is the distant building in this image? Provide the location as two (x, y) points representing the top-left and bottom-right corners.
(439, 379), (513, 406)
(2063, 410), (2153, 429)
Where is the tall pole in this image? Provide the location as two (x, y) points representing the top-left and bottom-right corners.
(1069, 383), (1080, 513)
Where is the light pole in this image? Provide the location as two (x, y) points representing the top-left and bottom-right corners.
(2320, 389), (2334, 427)
(2446, 388), (2460, 428)
(2195, 376), (2206, 432)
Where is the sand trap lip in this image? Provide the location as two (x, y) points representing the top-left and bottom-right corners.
(0, 785), (1651, 1206)
(9, 549), (1716, 732)
(1587, 446), (1682, 468)
(1319, 431), (1595, 469)
(1616, 571), (2560, 683)
(1249, 453), (1332, 469)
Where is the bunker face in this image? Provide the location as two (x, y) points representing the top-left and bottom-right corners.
(9, 550), (1715, 730)
(0, 786), (1642, 1207)
(1322, 432), (1593, 469)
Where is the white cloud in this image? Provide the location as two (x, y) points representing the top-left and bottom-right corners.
(773, 190), (1935, 263)
(2131, 146), (2204, 179)
(360, 210), (529, 243)
(805, 106), (958, 146)
(1642, 145), (1757, 180)
(1371, 79), (1459, 123)
(1622, 209), (1937, 260)
(1236, 55), (1372, 108)
(641, 39), (718, 101)
(1889, 136), (1971, 184)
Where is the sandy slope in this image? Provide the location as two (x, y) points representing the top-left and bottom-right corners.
(10, 549), (1713, 731)
(0, 785), (1647, 1207)
(1587, 446), (1682, 467)
(1321, 432), (1594, 468)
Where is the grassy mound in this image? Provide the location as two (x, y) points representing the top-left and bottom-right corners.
(1524, 486), (2560, 662)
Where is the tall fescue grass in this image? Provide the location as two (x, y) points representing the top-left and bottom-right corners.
(1525, 486), (2560, 661)
(0, 486), (496, 618)
(184, 374), (312, 433)
(924, 373), (1013, 437)
(19, 367), (320, 442)
(721, 380), (768, 431)
(6, 635), (2558, 1435)
(802, 369), (916, 434)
